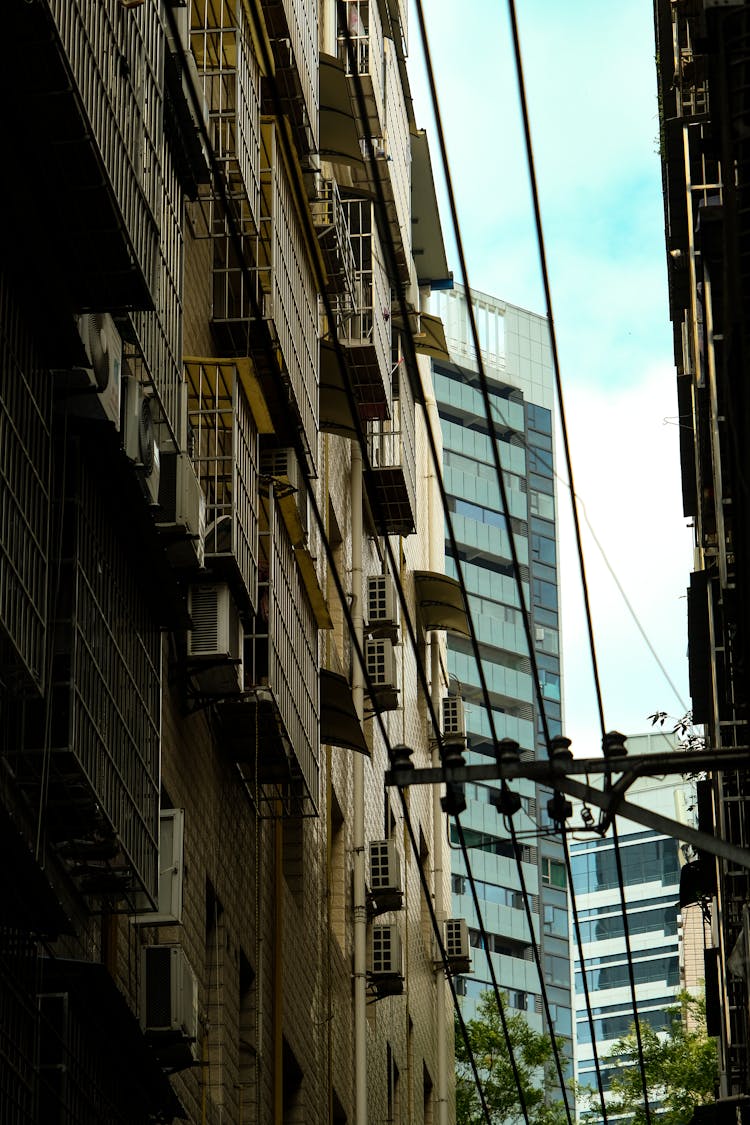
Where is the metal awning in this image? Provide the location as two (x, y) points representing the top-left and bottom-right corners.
(320, 669), (369, 755)
(411, 129), (451, 288)
(39, 958), (187, 1121)
(414, 570), (470, 636)
(319, 340), (358, 437)
(413, 311), (449, 361)
(319, 53), (363, 167)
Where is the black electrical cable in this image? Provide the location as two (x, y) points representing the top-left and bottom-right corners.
(166, 6), (573, 1118)
(503, 3), (653, 1118)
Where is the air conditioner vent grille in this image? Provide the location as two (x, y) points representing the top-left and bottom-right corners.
(190, 586), (220, 653)
(144, 946), (173, 1029)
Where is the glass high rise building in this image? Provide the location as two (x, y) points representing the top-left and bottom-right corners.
(433, 285), (572, 1077)
(570, 732), (685, 1118)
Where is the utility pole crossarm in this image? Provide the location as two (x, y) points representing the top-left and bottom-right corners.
(385, 747), (750, 872)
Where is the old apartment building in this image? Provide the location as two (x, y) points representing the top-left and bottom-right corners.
(0, 0), (462, 1121)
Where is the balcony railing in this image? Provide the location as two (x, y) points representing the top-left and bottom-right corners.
(185, 359), (260, 615)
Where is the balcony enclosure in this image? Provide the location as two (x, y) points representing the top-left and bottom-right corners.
(9, 453), (160, 908)
(10, 0), (165, 310)
(338, 0), (385, 139)
(215, 494), (320, 814)
(311, 176), (356, 320)
(211, 121), (319, 461)
(191, 0), (262, 233)
(262, 0), (320, 160)
(186, 359), (260, 615)
(366, 357), (416, 536)
(128, 139), (185, 442)
(340, 197), (392, 421)
(0, 274), (52, 695)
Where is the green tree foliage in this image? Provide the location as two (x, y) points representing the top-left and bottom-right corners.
(583, 992), (717, 1125)
(455, 991), (569, 1125)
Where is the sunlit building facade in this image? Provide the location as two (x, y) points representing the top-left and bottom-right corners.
(0, 1), (457, 1122)
(433, 286), (572, 1078)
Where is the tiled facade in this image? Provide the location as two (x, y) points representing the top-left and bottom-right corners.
(0, 1), (456, 1121)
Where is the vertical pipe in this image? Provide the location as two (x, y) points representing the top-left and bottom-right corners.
(352, 443), (367, 1125)
(274, 810), (284, 1125)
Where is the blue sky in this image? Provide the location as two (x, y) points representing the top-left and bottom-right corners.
(408, 1), (694, 755)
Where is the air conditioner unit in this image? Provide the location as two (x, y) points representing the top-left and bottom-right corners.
(157, 451), (206, 568)
(54, 313), (122, 428)
(261, 447), (308, 542)
(368, 839), (403, 913)
(123, 375), (160, 504)
(442, 695), (466, 739)
(365, 638), (399, 712)
(442, 918), (471, 973)
(187, 582), (244, 695)
(140, 945), (198, 1071)
(367, 575), (398, 635)
(369, 924), (403, 996)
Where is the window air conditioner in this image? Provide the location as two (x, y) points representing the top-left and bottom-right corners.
(366, 574), (398, 635)
(442, 695), (466, 739)
(157, 451), (207, 568)
(368, 839), (403, 913)
(140, 945), (199, 1070)
(123, 375), (160, 505)
(187, 582), (244, 695)
(442, 918), (471, 973)
(368, 924), (403, 996)
(54, 313), (123, 428)
(365, 637), (399, 712)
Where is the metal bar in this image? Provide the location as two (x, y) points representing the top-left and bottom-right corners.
(385, 747), (750, 788)
(555, 775), (750, 872)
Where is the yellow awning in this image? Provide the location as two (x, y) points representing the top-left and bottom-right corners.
(319, 53), (363, 168)
(414, 570), (470, 636)
(413, 312), (449, 362)
(184, 357), (274, 434)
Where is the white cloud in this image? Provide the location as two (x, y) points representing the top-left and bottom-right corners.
(558, 362), (692, 753)
(407, 1), (692, 753)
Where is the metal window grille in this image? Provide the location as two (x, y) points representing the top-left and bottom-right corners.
(186, 360), (260, 613)
(257, 122), (318, 460)
(257, 496), (319, 805)
(48, 0), (161, 296)
(127, 137), (184, 441)
(191, 0), (261, 229)
(339, 0), (385, 134)
(0, 272), (51, 693)
(19, 457), (161, 905)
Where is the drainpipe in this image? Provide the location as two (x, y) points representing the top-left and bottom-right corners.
(425, 372), (449, 1125)
(352, 442), (367, 1125)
